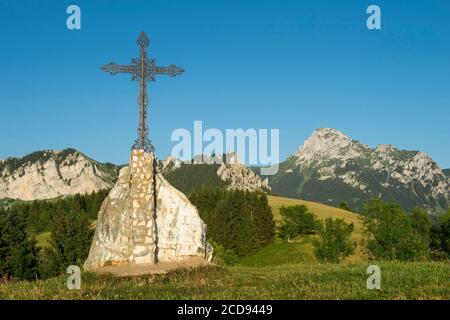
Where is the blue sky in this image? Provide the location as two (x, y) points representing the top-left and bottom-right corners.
(0, 0), (449, 167)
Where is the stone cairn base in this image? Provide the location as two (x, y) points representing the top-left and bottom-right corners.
(84, 149), (212, 272)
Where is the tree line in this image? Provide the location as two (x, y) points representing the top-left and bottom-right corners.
(190, 188), (275, 259)
(2, 188), (449, 282)
(1, 187), (275, 280)
(0, 190), (108, 281)
(278, 198), (450, 263)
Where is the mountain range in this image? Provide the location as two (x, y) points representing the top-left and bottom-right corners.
(266, 128), (449, 213)
(1, 128), (449, 213)
(0, 149), (268, 202)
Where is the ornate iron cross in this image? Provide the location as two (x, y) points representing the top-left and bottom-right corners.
(101, 32), (184, 152)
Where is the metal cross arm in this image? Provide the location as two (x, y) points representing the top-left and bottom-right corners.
(101, 63), (136, 76)
(153, 65), (185, 77)
(101, 62), (184, 81)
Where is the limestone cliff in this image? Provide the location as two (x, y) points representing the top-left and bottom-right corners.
(217, 162), (271, 192)
(0, 149), (119, 201)
(161, 153), (271, 194)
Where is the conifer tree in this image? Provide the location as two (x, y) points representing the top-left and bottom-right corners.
(190, 188), (275, 258)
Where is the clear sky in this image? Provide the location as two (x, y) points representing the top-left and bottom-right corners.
(0, 0), (449, 167)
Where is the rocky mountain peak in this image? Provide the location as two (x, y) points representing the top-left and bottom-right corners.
(375, 144), (398, 154)
(294, 128), (370, 163)
(272, 128), (449, 213)
(159, 156), (182, 174)
(217, 161), (271, 192)
(191, 152), (242, 165)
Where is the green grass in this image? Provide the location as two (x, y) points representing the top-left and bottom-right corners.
(239, 239), (316, 267)
(1, 262), (449, 300)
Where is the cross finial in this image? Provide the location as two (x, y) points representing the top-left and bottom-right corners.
(137, 32), (149, 49)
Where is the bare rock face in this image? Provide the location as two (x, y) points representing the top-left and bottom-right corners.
(161, 152), (271, 193)
(294, 128), (371, 163)
(217, 163), (271, 192)
(84, 150), (212, 271)
(0, 149), (118, 201)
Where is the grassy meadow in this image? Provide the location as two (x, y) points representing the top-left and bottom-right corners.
(1, 262), (449, 300)
(1, 195), (449, 300)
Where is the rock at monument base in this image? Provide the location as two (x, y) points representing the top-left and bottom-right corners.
(84, 150), (212, 272)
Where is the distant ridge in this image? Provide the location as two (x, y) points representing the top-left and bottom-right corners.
(268, 128), (450, 213)
(2, 135), (449, 212)
(161, 153), (270, 195)
(0, 149), (269, 201)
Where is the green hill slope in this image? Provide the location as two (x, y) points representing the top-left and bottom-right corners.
(268, 195), (363, 238)
(239, 196), (365, 267)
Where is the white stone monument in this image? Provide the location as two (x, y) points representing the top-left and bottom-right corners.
(84, 150), (212, 272)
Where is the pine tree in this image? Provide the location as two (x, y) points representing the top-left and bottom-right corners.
(190, 188), (275, 258)
(13, 238), (39, 281)
(0, 207), (38, 279)
(45, 207), (94, 275)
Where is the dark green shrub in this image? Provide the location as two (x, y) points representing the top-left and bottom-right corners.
(431, 210), (450, 259)
(279, 205), (319, 240)
(339, 202), (352, 212)
(314, 218), (355, 263)
(208, 240), (240, 266)
(410, 207), (432, 244)
(362, 198), (429, 261)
